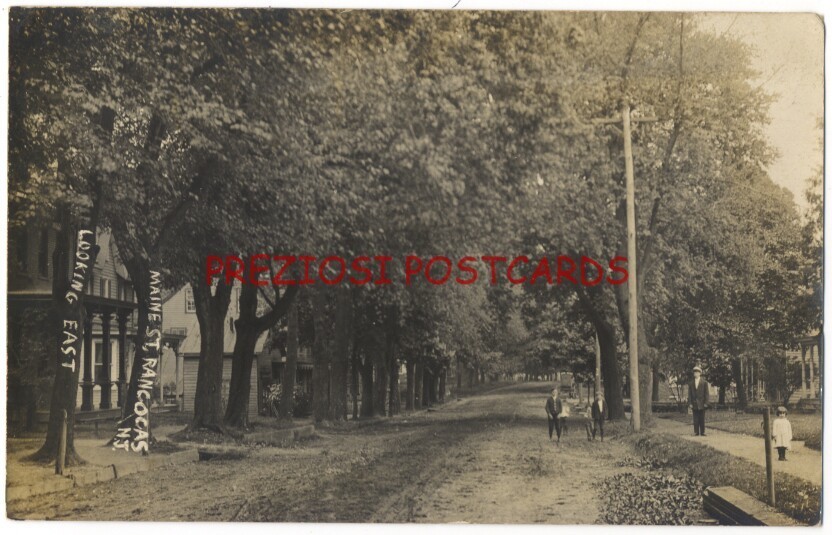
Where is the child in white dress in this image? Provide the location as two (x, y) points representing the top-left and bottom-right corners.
(772, 406), (793, 461)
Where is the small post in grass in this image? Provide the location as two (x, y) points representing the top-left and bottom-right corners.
(55, 409), (67, 475)
(762, 407), (775, 507)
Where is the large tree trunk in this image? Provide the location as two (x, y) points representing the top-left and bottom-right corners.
(350, 321), (360, 420)
(279, 299), (299, 420)
(373, 350), (388, 417)
(225, 283), (298, 428)
(31, 109), (110, 463)
(384, 309), (398, 417)
(121, 259), (151, 421)
(731, 357), (748, 409)
(594, 317), (625, 420)
(111, 266), (163, 453)
(429, 366), (438, 404)
(652, 364), (661, 402)
(613, 276), (653, 422)
(311, 289), (331, 423)
(389, 358), (400, 416)
(405, 359), (415, 411)
(414, 359), (424, 410)
(360, 357), (374, 418)
(224, 282), (259, 428)
(223, 326), (259, 428)
(328, 287), (350, 421)
(422, 367), (431, 407)
(30, 217), (99, 465)
(456, 355), (462, 390)
(191, 279), (233, 431)
(439, 367), (446, 403)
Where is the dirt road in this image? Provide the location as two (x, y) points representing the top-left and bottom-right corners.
(8, 382), (639, 523)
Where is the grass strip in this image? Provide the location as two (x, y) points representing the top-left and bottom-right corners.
(623, 432), (820, 525)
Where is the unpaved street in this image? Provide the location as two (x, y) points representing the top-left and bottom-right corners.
(9, 383), (640, 523)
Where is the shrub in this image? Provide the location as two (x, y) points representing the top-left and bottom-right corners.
(596, 471), (705, 524)
(625, 432), (820, 525)
(262, 383), (311, 418)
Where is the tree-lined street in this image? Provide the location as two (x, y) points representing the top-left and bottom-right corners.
(7, 9), (822, 525)
(9, 383), (663, 523)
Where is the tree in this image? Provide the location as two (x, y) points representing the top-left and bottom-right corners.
(11, 9), (117, 462)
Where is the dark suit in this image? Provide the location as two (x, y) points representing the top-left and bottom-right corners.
(688, 377), (710, 435)
(590, 399), (608, 440)
(545, 396), (563, 440)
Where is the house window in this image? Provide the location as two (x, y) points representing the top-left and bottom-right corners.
(88, 272), (95, 295)
(11, 227), (28, 272)
(94, 341), (106, 383)
(185, 288), (196, 313)
(100, 278), (111, 299)
(37, 228), (49, 277)
(117, 278), (123, 301)
(125, 282), (134, 302)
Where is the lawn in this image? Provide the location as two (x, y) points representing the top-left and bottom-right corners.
(656, 410), (822, 451)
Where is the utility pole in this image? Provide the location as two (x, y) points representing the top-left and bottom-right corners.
(621, 102), (641, 431)
(595, 331), (602, 396)
(592, 104), (656, 432)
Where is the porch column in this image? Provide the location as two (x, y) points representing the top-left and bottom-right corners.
(808, 343), (815, 398)
(819, 335), (824, 396)
(117, 311), (129, 408)
(99, 310), (112, 409)
(81, 310), (94, 411)
(800, 344), (807, 399)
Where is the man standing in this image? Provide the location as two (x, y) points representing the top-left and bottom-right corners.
(545, 387), (563, 443)
(590, 392), (608, 441)
(688, 365), (710, 436)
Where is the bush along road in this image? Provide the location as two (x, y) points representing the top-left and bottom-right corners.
(10, 382), (721, 524)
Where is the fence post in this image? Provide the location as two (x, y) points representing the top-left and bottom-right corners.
(55, 409), (68, 475)
(763, 407), (776, 507)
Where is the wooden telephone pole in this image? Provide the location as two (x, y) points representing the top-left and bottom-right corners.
(594, 331), (602, 396)
(592, 103), (656, 432)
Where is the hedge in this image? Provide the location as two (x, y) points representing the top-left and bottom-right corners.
(624, 432), (820, 525)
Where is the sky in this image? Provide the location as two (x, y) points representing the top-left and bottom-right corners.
(699, 13), (824, 210)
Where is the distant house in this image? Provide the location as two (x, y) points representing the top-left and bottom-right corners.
(161, 283), (265, 420)
(785, 332), (821, 406)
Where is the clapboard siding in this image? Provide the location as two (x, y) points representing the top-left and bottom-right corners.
(163, 283), (268, 356)
(164, 285), (196, 338)
(183, 355), (259, 419)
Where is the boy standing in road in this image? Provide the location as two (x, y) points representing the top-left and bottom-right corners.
(590, 392), (608, 441)
(545, 388), (563, 443)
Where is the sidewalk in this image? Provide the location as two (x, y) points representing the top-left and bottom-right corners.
(7, 430), (198, 503)
(652, 417), (821, 486)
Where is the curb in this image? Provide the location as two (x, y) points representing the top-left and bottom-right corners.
(7, 449), (199, 503)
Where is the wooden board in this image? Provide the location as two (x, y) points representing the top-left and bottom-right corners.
(703, 486), (801, 526)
